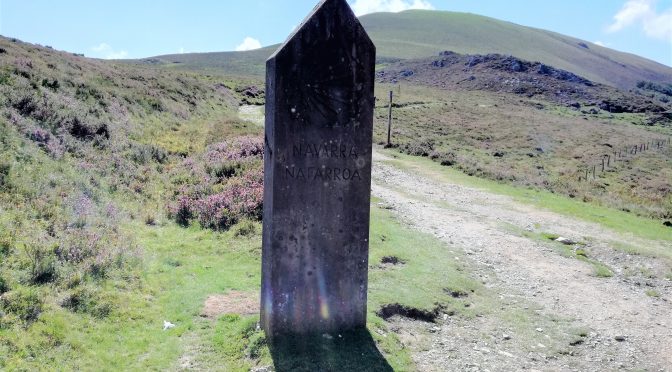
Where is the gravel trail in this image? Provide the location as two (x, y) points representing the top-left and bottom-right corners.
(371, 150), (671, 371)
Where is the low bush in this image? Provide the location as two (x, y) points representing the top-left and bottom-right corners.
(0, 276), (8, 294)
(0, 236), (10, 256)
(233, 220), (257, 237)
(403, 139), (435, 157)
(1, 286), (43, 323)
(129, 143), (168, 165)
(23, 235), (59, 285)
(430, 151), (457, 166)
(61, 286), (112, 318)
(0, 160), (9, 188)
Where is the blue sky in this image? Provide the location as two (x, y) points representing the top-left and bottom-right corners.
(1, 0), (671, 66)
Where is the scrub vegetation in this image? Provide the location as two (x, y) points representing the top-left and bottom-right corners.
(0, 6), (671, 368)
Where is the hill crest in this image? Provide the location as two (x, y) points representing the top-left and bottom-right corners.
(130, 10), (672, 90)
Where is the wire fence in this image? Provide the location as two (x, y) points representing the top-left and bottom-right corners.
(578, 137), (671, 181)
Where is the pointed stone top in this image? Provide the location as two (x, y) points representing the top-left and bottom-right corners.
(269, 0), (374, 62)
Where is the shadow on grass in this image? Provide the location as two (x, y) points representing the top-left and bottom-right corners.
(269, 328), (393, 372)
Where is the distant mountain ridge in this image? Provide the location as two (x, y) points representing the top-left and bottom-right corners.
(377, 51), (670, 117)
(130, 10), (672, 90)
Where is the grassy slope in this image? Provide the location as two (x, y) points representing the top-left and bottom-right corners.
(0, 36), (259, 369)
(362, 10), (672, 89)
(134, 46), (278, 79)
(130, 10), (672, 90)
(373, 83), (672, 221)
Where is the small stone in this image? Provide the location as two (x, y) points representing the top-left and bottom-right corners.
(503, 334), (512, 340)
(536, 328), (544, 332)
(615, 335), (626, 342)
(498, 350), (515, 358)
(555, 237), (577, 245)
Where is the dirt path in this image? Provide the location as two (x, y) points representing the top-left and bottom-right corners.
(371, 150), (672, 371)
(238, 105), (265, 127)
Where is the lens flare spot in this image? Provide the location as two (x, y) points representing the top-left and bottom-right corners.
(320, 301), (330, 320)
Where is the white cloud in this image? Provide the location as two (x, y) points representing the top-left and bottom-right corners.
(593, 41), (606, 46)
(235, 37), (262, 51)
(91, 43), (128, 59)
(607, 0), (672, 42)
(350, 0), (434, 16)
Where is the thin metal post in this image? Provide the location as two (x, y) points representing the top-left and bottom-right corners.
(387, 90), (393, 147)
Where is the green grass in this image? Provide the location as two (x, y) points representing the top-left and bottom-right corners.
(368, 198), (480, 313)
(645, 289), (661, 298)
(1, 200), (472, 370)
(0, 221), (263, 371)
(3, 198), (586, 370)
(593, 263), (614, 278)
(380, 148), (672, 243)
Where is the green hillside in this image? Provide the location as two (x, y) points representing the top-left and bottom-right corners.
(362, 10), (672, 89)
(131, 10), (672, 89)
(135, 45), (277, 78)
(1, 9), (672, 369)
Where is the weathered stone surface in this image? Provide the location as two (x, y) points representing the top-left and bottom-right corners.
(261, 0), (376, 336)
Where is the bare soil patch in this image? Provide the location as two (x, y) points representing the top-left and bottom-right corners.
(201, 290), (259, 319)
(377, 303), (444, 323)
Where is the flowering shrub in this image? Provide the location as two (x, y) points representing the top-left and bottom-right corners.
(172, 194), (195, 226)
(168, 136), (264, 230)
(28, 126), (50, 144)
(195, 169), (263, 229)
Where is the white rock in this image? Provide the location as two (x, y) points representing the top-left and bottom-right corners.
(498, 350), (515, 358)
(555, 237), (576, 245)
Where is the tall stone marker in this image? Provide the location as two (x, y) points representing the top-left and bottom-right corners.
(261, 0), (376, 337)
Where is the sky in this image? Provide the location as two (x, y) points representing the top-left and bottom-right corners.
(0, 0), (670, 66)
